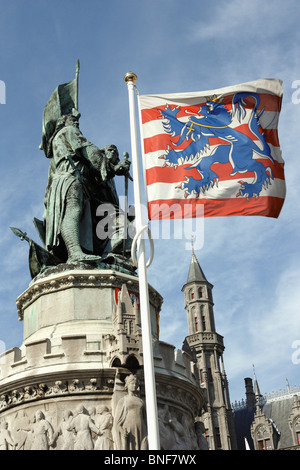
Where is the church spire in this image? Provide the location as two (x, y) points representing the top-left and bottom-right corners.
(253, 365), (263, 403)
(186, 250), (207, 283)
(182, 248), (237, 450)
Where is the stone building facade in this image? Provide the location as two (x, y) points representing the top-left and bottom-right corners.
(0, 266), (205, 450)
(5, 248), (298, 451)
(233, 376), (300, 450)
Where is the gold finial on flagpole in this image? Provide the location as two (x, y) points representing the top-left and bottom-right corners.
(124, 71), (137, 83)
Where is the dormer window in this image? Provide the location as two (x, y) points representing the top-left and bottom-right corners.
(256, 425), (272, 450)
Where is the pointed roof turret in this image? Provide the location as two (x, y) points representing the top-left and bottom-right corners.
(187, 251), (207, 283)
(253, 365), (263, 404)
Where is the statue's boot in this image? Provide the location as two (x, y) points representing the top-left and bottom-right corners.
(67, 253), (101, 263)
(61, 183), (100, 263)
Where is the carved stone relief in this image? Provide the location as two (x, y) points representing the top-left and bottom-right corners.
(0, 372), (205, 450)
(0, 375), (113, 413)
(0, 402), (114, 450)
(112, 374), (148, 450)
(157, 404), (201, 450)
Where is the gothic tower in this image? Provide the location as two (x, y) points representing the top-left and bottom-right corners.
(182, 250), (237, 450)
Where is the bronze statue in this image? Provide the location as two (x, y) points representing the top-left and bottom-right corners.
(41, 110), (131, 264)
(11, 62), (135, 278)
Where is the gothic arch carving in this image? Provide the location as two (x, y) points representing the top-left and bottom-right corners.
(110, 356), (122, 368)
(125, 355), (141, 372)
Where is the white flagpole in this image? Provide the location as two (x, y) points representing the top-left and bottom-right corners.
(124, 72), (160, 450)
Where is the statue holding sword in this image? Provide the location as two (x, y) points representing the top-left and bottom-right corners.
(11, 63), (135, 278)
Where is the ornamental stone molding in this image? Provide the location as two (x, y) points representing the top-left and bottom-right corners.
(16, 269), (162, 322)
(13, 270), (162, 359)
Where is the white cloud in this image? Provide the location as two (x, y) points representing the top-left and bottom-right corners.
(188, 0), (297, 43)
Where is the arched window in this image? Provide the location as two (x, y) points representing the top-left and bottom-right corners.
(192, 306), (198, 332)
(125, 355), (140, 373)
(187, 288), (195, 301)
(111, 357), (122, 367)
(200, 305), (206, 331)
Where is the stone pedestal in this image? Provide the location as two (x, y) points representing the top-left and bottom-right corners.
(0, 269), (205, 450)
(16, 269), (161, 358)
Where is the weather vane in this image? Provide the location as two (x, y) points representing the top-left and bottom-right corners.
(191, 235), (195, 253)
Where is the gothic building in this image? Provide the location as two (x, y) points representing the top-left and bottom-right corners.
(233, 375), (300, 450)
(181, 251), (300, 451)
(182, 250), (237, 450)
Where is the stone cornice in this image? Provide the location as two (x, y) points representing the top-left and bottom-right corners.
(16, 269), (163, 321)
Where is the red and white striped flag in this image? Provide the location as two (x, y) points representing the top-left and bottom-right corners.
(138, 79), (285, 220)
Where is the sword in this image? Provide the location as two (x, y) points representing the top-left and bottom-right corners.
(10, 226), (31, 243)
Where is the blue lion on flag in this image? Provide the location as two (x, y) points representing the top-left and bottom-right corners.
(159, 93), (274, 199)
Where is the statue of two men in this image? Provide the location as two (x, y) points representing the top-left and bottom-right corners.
(41, 109), (133, 265)
(11, 66), (135, 278)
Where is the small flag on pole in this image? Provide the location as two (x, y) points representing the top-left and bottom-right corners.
(138, 79), (285, 220)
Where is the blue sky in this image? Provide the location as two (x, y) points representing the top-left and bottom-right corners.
(0, 0), (300, 404)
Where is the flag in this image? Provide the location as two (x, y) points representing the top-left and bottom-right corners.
(138, 79), (285, 220)
(40, 60), (80, 156)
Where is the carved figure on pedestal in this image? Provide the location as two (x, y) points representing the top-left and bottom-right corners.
(158, 405), (176, 450)
(67, 404), (99, 450)
(182, 414), (199, 450)
(94, 405), (113, 450)
(14, 410), (31, 450)
(113, 374), (148, 450)
(0, 421), (15, 450)
(52, 410), (75, 450)
(166, 409), (187, 450)
(194, 421), (209, 450)
(31, 410), (54, 450)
